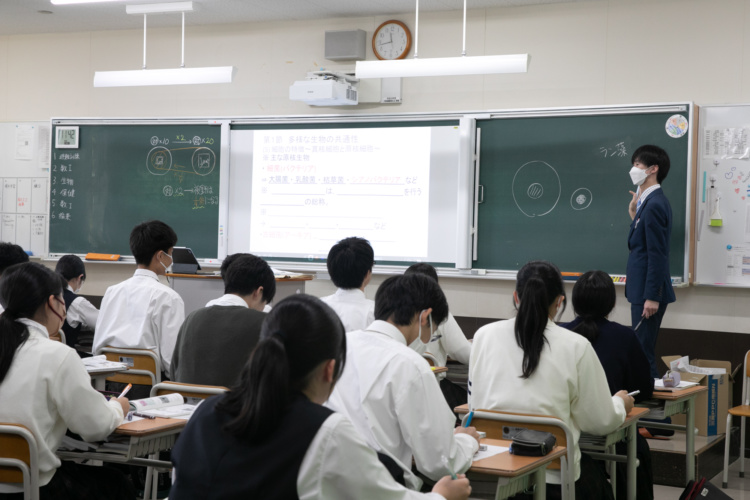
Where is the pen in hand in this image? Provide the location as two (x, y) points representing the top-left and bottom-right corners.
(118, 383), (132, 399)
(441, 455), (457, 480)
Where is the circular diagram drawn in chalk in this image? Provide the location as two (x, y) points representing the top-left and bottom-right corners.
(147, 147), (173, 176)
(665, 114), (689, 138)
(512, 160), (561, 218)
(570, 188), (593, 211)
(163, 185), (173, 197)
(191, 147), (216, 176)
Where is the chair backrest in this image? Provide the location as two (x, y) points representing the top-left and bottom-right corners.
(743, 350), (750, 405)
(150, 381), (228, 400)
(422, 353), (438, 367)
(50, 330), (65, 345)
(0, 423), (39, 500)
(101, 346), (161, 386)
(464, 409), (576, 500)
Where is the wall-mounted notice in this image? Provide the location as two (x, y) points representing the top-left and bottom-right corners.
(703, 127), (750, 160)
(0, 177), (48, 256)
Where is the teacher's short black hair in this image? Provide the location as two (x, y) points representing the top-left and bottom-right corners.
(0, 243), (29, 275)
(224, 254), (276, 303)
(632, 144), (670, 184)
(129, 220), (178, 266)
(326, 237), (374, 290)
(374, 273), (449, 326)
(55, 254), (86, 282)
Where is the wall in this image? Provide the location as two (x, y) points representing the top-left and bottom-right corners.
(12, 0), (750, 333)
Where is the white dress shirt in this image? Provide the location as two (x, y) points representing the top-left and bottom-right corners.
(297, 412), (444, 500)
(205, 293), (248, 308)
(65, 285), (99, 330)
(423, 313), (471, 379)
(320, 288), (375, 332)
(92, 269), (185, 378)
(326, 320), (479, 489)
(0, 319), (123, 492)
(468, 317), (627, 484)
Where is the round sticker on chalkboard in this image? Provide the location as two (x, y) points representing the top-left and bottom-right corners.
(665, 114), (689, 138)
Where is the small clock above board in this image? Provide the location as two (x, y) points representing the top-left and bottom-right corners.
(372, 20), (412, 60)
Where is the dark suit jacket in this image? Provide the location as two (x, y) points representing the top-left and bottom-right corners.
(625, 188), (676, 305)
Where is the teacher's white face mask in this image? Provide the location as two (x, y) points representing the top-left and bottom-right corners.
(629, 166), (651, 186)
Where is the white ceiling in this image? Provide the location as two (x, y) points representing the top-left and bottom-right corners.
(0, 0), (598, 36)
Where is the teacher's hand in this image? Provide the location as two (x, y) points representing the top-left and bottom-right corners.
(642, 299), (659, 318)
(628, 191), (638, 220)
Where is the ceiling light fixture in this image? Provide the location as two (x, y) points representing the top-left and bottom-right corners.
(93, 2), (236, 87)
(355, 0), (528, 79)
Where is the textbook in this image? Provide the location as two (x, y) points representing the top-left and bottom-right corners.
(129, 393), (197, 418)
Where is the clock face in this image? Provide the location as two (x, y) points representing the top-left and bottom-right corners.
(56, 126), (79, 149)
(373, 21), (411, 61)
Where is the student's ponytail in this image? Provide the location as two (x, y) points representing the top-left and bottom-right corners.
(0, 263), (64, 384)
(513, 261), (565, 379)
(217, 294), (346, 442)
(570, 270), (617, 345)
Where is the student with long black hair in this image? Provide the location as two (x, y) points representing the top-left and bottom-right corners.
(560, 270), (654, 500)
(170, 294), (471, 500)
(468, 261), (633, 500)
(0, 262), (132, 500)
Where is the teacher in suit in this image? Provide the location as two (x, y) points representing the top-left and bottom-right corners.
(626, 145), (676, 378)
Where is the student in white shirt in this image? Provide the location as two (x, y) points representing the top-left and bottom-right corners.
(468, 261), (634, 500)
(206, 253), (274, 312)
(55, 255), (99, 351)
(171, 294), (472, 500)
(327, 274), (480, 490)
(320, 236), (375, 332)
(0, 242), (29, 315)
(404, 264), (471, 413)
(93, 220), (184, 396)
(0, 262), (133, 500)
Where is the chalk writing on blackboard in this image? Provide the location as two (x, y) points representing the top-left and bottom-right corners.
(512, 160), (561, 218)
(570, 187), (593, 211)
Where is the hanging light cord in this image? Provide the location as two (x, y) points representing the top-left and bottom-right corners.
(414, 0), (419, 59)
(462, 0), (467, 56)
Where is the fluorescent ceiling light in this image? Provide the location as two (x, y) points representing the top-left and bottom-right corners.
(51, 0), (124, 4)
(126, 2), (193, 15)
(355, 54), (528, 79)
(94, 67), (236, 87)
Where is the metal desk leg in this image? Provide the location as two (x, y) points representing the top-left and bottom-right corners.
(686, 397), (696, 483)
(532, 467), (546, 500)
(627, 423), (637, 500)
(608, 443), (617, 497)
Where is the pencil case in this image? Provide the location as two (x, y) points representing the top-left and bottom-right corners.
(509, 429), (556, 456)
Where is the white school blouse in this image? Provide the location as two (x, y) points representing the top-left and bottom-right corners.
(423, 313), (471, 378)
(468, 317), (626, 484)
(320, 288), (375, 332)
(326, 320), (478, 490)
(0, 319), (123, 492)
(205, 293), (248, 308)
(65, 285), (99, 331)
(92, 269), (185, 378)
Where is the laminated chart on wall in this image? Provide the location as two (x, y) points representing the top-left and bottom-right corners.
(0, 177), (48, 255)
(695, 104), (750, 286)
(48, 125), (221, 258)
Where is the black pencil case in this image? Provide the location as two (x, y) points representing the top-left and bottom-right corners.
(509, 429), (556, 456)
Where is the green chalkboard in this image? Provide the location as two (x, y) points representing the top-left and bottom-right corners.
(475, 109), (690, 277)
(49, 124), (221, 258)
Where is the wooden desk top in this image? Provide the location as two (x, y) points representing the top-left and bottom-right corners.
(470, 438), (566, 477)
(115, 417), (186, 436)
(455, 404), (649, 424)
(431, 366), (449, 374)
(166, 273), (313, 282)
(651, 385), (707, 401)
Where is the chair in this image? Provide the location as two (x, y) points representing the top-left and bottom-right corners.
(142, 382), (229, 500)
(423, 352), (438, 367)
(0, 423), (40, 500)
(723, 350), (750, 488)
(100, 346), (161, 386)
(463, 409), (576, 500)
(50, 330), (65, 345)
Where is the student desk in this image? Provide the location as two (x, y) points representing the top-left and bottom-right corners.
(86, 365), (128, 390)
(638, 385), (707, 485)
(167, 273), (313, 316)
(57, 417), (185, 467)
(578, 407), (650, 500)
(431, 366), (449, 375)
(469, 438), (566, 500)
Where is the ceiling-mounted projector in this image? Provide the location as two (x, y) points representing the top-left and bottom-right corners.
(289, 71), (358, 106)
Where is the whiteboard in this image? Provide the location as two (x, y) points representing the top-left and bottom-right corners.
(0, 122), (50, 256)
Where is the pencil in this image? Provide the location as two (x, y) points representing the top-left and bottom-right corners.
(118, 383), (132, 398)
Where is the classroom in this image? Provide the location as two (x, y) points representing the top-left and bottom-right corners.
(2, 0), (750, 498)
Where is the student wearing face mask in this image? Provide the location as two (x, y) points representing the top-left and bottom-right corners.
(171, 294), (472, 500)
(326, 274), (480, 491)
(468, 261), (633, 500)
(93, 220), (185, 397)
(626, 145), (676, 378)
(0, 262), (133, 500)
(55, 255), (99, 352)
